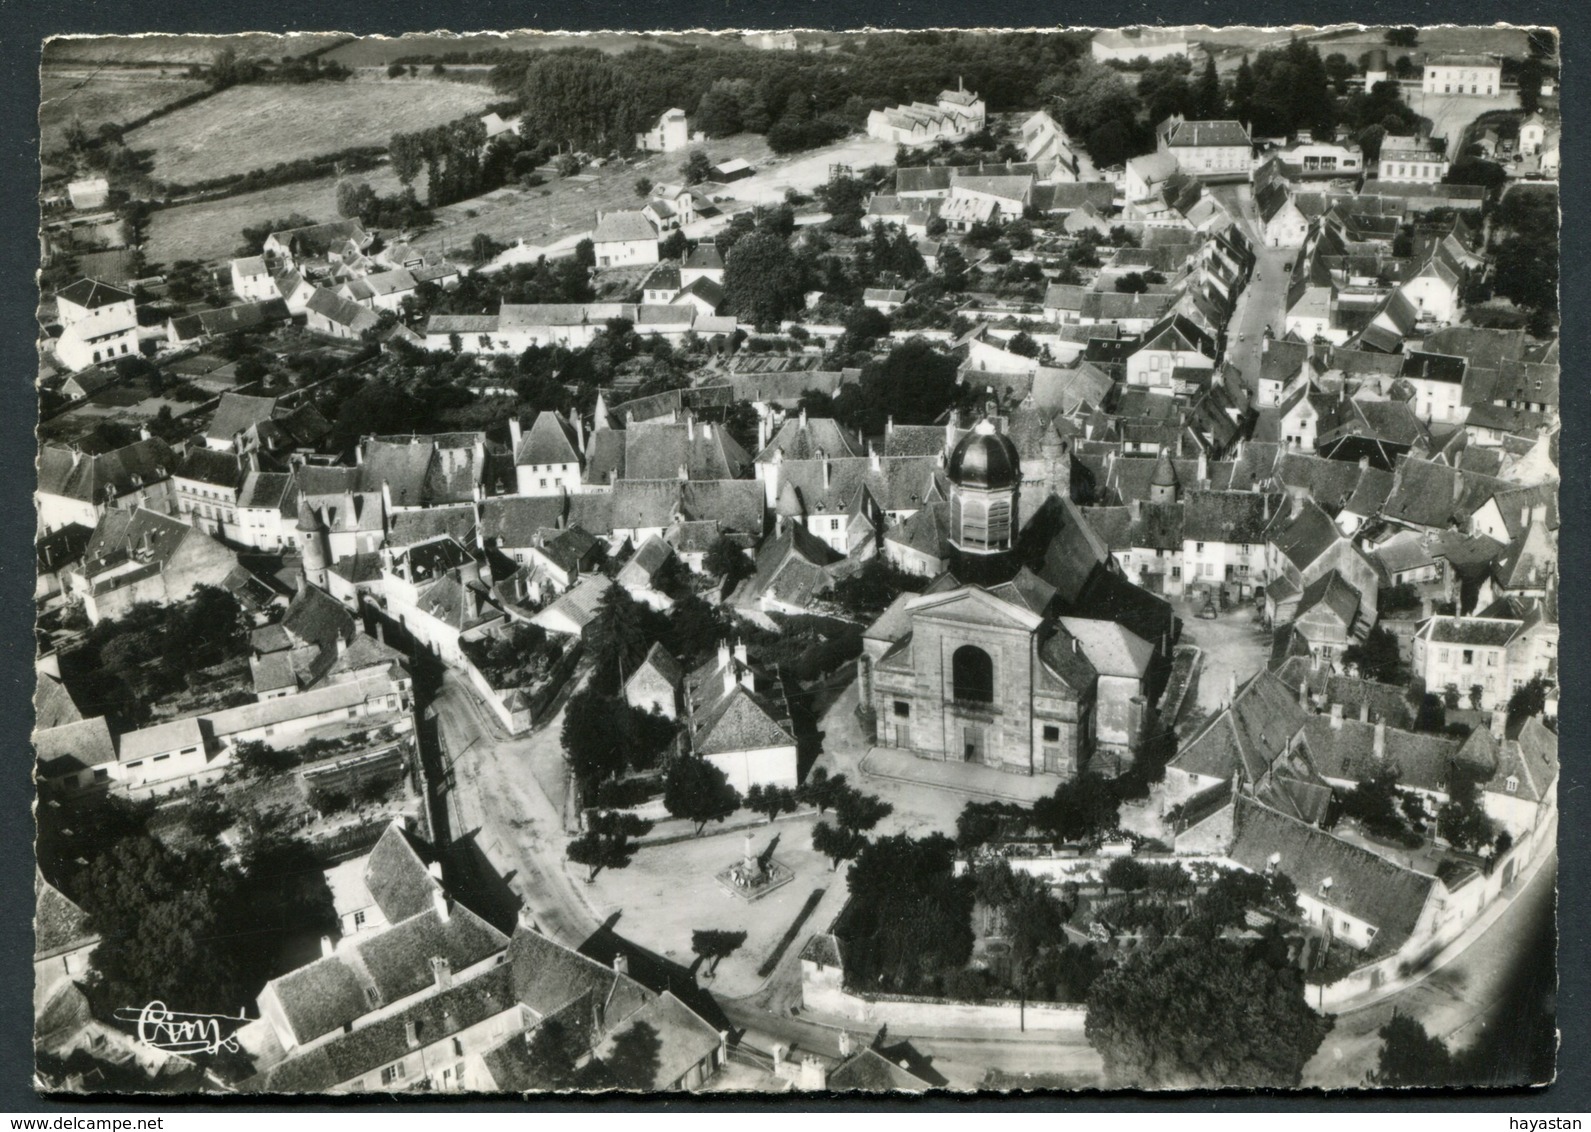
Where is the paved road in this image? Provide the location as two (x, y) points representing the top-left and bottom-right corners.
(429, 671), (599, 948)
(1302, 844), (1557, 1088)
(1210, 182), (1294, 395)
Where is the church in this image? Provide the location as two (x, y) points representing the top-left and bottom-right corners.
(859, 416), (1162, 782)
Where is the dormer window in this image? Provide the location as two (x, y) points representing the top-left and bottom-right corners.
(1506, 775), (1519, 794)
(1319, 876), (1334, 895)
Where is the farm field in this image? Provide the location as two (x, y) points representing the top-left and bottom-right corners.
(125, 77), (495, 187)
(320, 30), (736, 67)
(1203, 24), (1536, 69)
(40, 70), (209, 153)
(43, 33), (348, 66)
(143, 167), (407, 266)
(404, 133), (778, 260)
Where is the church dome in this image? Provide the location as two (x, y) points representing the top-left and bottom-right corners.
(948, 419), (1021, 490)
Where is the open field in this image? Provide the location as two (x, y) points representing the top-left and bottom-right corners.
(126, 77), (495, 186)
(321, 30), (738, 67)
(143, 166), (408, 265)
(44, 33), (348, 66)
(404, 133), (774, 259)
(40, 70), (210, 153)
(1203, 25), (1537, 70)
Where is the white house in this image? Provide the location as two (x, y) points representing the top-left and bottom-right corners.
(592, 211), (659, 268)
(53, 279), (138, 372)
(66, 177), (110, 211)
(635, 108), (699, 153)
(1422, 54), (1501, 96)
(1157, 117), (1252, 180)
(231, 256), (277, 302)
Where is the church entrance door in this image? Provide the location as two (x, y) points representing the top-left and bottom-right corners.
(963, 724), (986, 763)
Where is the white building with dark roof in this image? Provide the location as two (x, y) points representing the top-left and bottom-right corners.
(52, 278), (138, 372)
(592, 211), (660, 268)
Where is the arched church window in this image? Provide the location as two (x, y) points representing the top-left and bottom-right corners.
(952, 645), (995, 704)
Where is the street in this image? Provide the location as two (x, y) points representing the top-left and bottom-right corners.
(1302, 843), (1557, 1088)
(1210, 181), (1294, 395)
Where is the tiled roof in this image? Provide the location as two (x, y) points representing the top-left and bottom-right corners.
(593, 210), (658, 244)
(1229, 797), (1437, 950)
(57, 278), (134, 309)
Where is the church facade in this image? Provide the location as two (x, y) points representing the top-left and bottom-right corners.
(859, 417), (1101, 780)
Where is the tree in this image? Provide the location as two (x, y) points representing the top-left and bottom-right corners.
(1223, 54), (1254, 121)
(72, 836), (247, 1015)
(839, 833), (973, 991)
(1369, 1011), (1455, 1086)
(562, 689), (632, 795)
(633, 176), (653, 199)
(811, 820), (866, 870)
(832, 785), (892, 835)
(680, 148), (714, 186)
(587, 583), (653, 691)
(745, 784), (796, 824)
(1323, 53), (1357, 96)
(689, 929), (746, 976)
(1438, 764), (1497, 852)
(523, 1018), (596, 1089)
(1507, 674), (1552, 725)
(566, 809), (649, 881)
(1032, 774), (1120, 843)
(1517, 56), (1545, 114)
(1085, 940), (1331, 1088)
(1339, 767), (1413, 843)
(1384, 27), (1419, 49)
(233, 738), (295, 776)
(723, 231), (805, 325)
(1342, 626), (1405, 683)
(704, 535), (749, 587)
(663, 755), (741, 834)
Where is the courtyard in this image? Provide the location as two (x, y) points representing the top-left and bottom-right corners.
(1172, 597), (1272, 714)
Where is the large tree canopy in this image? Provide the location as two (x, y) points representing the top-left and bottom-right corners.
(1085, 940), (1332, 1088)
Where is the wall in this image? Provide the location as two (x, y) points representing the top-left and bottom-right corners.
(801, 974), (1087, 1036)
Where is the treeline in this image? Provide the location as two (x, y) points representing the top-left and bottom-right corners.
(389, 114), (560, 208)
(156, 144), (387, 200)
(488, 33), (1093, 156)
(198, 46), (353, 89)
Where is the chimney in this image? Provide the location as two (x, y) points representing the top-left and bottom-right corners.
(1359, 699), (1370, 723)
(886, 415), (895, 436)
(822, 459), (832, 491)
(678, 463), (688, 482)
(869, 443), (880, 473)
(799, 406), (808, 431)
(1298, 680), (1308, 708)
(405, 1019), (420, 1049)
(734, 639), (748, 665)
(336, 633), (347, 658)
(838, 1030), (854, 1057)
(1490, 708), (1507, 740)
(1358, 455), (1370, 472)
(718, 640), (731, 668)
(430, 956), (453, 991)
(1227, 671), (1237, 705)
(945, 410), (960, 453)
(723, 663), (737, 697)
(757, 413), (769, 453)
(612, 953), (629, 976)
(1197, 451), (1208, 486)
(1453, 470), (1464, 504)
(686, 415), (695, 441)
(509, 416), (523, 455)
(319, 935), (334, 957)
(702, 421), (713, 441)
(1373, 719), (1386, 757)
(1330, 702), (1343, 730)
(431, 885), (450, 923)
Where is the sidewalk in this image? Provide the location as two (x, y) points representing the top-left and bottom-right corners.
(860, 747), (1057, 804)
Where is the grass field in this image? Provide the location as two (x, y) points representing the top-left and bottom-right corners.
(40, 70), (210, 152)
(126, 77), (495, 186)
(143, 166), (407, 265)
(404, 133), (775, 259)
(320, 30), (734, 67)
(43, 33), (348, 66)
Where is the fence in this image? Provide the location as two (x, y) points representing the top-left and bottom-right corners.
(456, 640), (582, 736)
(802, 978), (1087, 1036)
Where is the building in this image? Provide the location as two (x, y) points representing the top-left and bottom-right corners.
(53, 278), (138, 372)
(511, 412), (584, 496)
(1157, 117), (1253, 180)
(1422, 53), (1501, 96)
(1410, 614), (1555, 711)
(592, 211), (660, 268)
(625, 642), (683, 719)
(262, 219), (372, 274)
(1091, 26), (1189, 63)
(231, 256), (277, 302)
(866, 86), (986, 146)
(36, 437), (177, 534)
(305, 288), (381, 339)
(860, 421), (1103, 780)
(682, 642), (798, 793)
(635, 108), (698, 153)
(1378, 137), (1449, 184)
(66, 506), (239, 625)
(66, 177), (110, 211)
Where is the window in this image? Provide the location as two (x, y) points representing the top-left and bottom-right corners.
(348, 707), (359, 719)
(830, 519), (840, 531)
(1487, 651), (1498, 667)
(1043, 725), (1060, 742)
(153, 754), (170, 762)
(126, 761), (143, 769)
(452, 1038), (464, 1058)
(1506, 775), (1519, 794)
(94, 768), (109, 782)
(540, 479), (548, 489)
(354, 910), (366, 927)
(951, 645), (995, 705)
(380, 1063), (407, 1085)
(893, 701), (910, 719)
(1462, 649), (1474, 666)
(1196, 542), (1205, 553)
